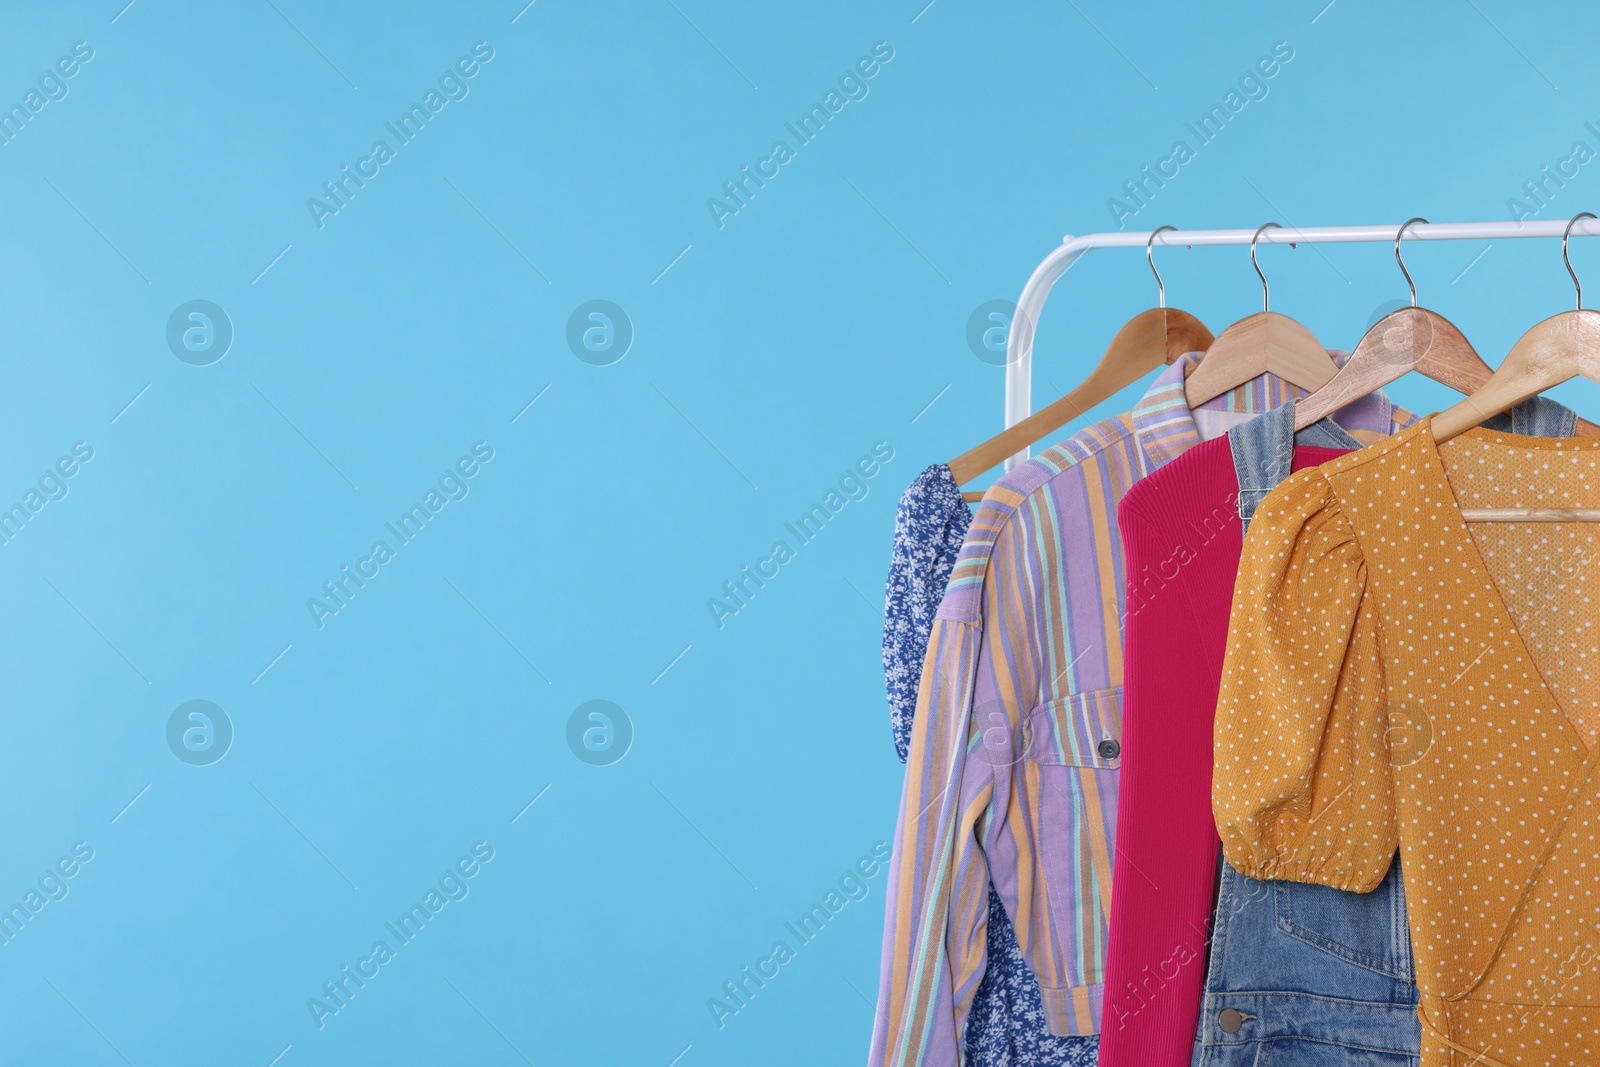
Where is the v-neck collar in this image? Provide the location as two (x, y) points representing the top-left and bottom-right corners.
(1412, 416), (1600, 756)
(1401, 415), (1600, 1013)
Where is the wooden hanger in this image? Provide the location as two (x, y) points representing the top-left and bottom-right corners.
(1434, 213), (1600, 520)
(1294, 219), (1490, 431)
(1183, 223), (1340, 407)
(948, 226), (1215, 500)
(1295, 219), (1600, 439)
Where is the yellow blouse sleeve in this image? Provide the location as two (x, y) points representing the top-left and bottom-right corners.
(1212, 465), (1398, 894)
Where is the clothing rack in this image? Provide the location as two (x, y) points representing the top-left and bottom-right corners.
(1003, 219), (1600, 470)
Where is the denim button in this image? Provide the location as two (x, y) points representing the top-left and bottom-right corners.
(1218, 1008), (1245, 1034)
(1097, 738), (1120, 760)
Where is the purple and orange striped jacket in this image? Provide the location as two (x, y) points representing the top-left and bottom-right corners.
(869, 353), (1348, 1066)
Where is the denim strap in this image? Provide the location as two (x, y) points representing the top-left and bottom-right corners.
(1229, 395), (1579, 536)
(1229, 400), (1361, 535)
(1492, 393), (1578, 438)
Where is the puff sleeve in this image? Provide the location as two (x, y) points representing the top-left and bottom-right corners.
(1212, 466), (1398, 893)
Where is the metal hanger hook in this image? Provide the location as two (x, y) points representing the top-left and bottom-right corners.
(1250, 222), (1282, 313)
(1147, 225), (1177, 309)
(1395, 217), (1427, 308)
(1565, 212), (1596, 310)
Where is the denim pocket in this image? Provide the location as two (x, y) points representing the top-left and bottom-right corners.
(1272, 868), (1411, 980)
(1243, 1039), (1420, 1066)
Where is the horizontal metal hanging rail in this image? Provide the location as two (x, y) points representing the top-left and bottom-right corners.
(1003, 219), (1600, 469)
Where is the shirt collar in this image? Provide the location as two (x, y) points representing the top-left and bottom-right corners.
(1130, 349), (1380, 470)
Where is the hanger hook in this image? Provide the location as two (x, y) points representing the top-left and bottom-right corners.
(1147, 225), (1177, 309)
(1565, 212), (1596, 310)
(1250, 222), (1281, 313)
(1395, 217), (1426, 308)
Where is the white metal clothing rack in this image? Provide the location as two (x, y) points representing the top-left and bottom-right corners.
(1003, 219), (1600, 470)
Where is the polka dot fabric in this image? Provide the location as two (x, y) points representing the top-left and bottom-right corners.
(1213, 418), (1600, 1067)
(1444, 432), (1600, 748)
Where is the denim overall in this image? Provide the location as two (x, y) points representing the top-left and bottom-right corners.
(1196, 396), (1576, 1067)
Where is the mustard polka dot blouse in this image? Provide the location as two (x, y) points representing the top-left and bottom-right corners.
(1214, 417), (1600, 1067)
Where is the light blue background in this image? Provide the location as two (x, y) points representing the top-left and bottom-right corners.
(1, 1), (1598, 1064)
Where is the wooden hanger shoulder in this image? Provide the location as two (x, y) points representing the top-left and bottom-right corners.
(946, 307), (1213, 492)
(1101, 306), (1214, 363)
(1432, 309), (1600, 442)
(1294, 308), (1490, 430)
(1182, 311), (1337, 408)
(1296, 306), (1600, 438)
(1411, 311), (1494, 395)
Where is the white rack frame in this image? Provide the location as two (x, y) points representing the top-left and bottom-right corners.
(1003, 219), (1600, 470)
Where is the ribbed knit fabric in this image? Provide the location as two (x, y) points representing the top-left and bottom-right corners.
(1099, 437), (1350, 1067)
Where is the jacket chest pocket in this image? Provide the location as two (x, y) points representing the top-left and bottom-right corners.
(1024, 686), (1122, 985)
(1273, 858), (1412, 980)
(1026, 687), (1124, 768)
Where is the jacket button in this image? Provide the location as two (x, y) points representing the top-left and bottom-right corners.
(1218, 1008), (1245, 1034)
(1097, 738), (1120, 760)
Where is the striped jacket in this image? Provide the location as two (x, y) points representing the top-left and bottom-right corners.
(869, 352), (1363, 1066)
